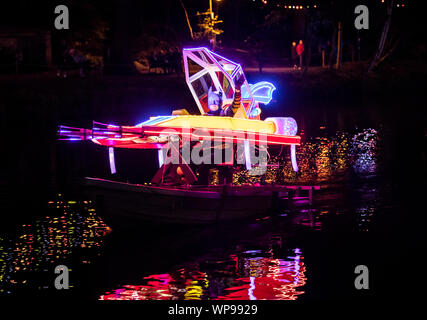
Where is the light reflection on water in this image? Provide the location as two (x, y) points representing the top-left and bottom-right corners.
(234, 128), (380, 185)
(100, 248), (306, 300)
(0, 128), (384, 299)
(0, 197), (109, 294)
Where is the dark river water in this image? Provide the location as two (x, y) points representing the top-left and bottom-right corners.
(1, 70), (424, 304)
(0, 126), (405, 301)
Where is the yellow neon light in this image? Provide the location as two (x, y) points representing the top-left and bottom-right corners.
(151, 115), (277, 134)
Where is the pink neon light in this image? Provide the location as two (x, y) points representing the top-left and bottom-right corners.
(65, 122), (301, 148)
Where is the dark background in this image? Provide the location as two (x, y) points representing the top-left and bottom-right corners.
(0, 0), (425, 307)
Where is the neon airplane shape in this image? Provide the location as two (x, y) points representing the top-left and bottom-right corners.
(58, 47), (300, 172)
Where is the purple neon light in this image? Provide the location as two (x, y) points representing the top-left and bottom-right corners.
(184, 47), (241, 81)
(184, 47), (238, 65)
(58, 125), (93, 140)
(209, 50), (240, 67)
(230, 64), (243, 79)
(183, 47), (256, 118)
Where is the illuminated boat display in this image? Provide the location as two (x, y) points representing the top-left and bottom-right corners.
(58, 47), (311, 225)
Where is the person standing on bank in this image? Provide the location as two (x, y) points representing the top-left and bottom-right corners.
(291, 42), (298, 69)
(296, 40), (305, 70)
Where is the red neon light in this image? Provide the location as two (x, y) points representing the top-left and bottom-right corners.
(62, 123), (301, 149)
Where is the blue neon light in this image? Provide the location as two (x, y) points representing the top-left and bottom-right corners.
(136, 116), (177, 127)
(250, 81), (276, 105)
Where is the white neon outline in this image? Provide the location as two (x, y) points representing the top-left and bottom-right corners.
(158, 148), (164, 168)
(248, 276), (256, 300)
(183, 47), (250, 118)
(244, 139), (252, 171)
(291, 144), (298, 172)
(108, 147), (116, 174)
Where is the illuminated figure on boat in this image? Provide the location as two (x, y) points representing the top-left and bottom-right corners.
(207, 73), (245, 117)
(58, 47), (301, 185)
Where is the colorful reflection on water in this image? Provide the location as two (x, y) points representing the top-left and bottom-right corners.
(0, 196), (109, 294)
(234, 128), (380, 185)
(100, 248), (305, 300)
(0, 127), (385, 299)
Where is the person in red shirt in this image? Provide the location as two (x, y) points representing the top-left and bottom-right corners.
(296, 40), (304, 69)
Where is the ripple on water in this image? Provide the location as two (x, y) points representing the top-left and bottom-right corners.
(100, 247), (306, 300)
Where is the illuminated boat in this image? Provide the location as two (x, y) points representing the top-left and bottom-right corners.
(58, 47), (303, 225)
(85, 178), (292, 225)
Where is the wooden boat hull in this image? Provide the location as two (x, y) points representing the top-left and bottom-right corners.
(83, 178), (279, 226)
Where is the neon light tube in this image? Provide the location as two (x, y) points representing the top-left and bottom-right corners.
(244, 139), (252, 171)
(158, 148), (164, 168)
(248, 276), (256, 300)
(291, 145), (298, 172)
(109, 147), (116, 174)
